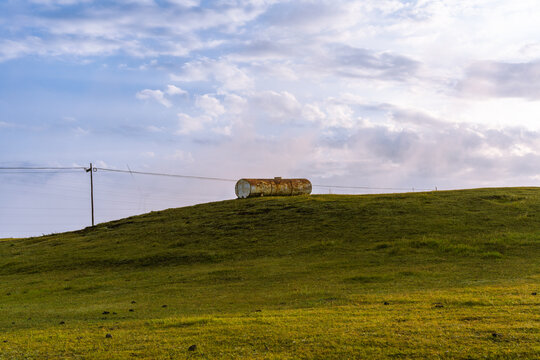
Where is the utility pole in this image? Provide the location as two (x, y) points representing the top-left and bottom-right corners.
(86, 163), (95, 226)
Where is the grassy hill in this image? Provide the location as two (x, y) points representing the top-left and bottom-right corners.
(0, 188), (539, 359)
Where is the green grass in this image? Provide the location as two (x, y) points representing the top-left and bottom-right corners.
(0, 188), (539, 359)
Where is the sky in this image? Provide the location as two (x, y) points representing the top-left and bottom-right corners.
(2, 0), (540, 237)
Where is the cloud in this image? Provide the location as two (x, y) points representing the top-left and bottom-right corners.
(324, 103), (357, 129)
(28, 0), (93, 5)
(196, 94), (225, 117)
(166, 0), (200, 7)
(0, 38), (41, 62)
(309, 104), (540, 187)
(260, 0), (361, 33)
(327, 45), (420, 81)
(0, 36), (127, 62)
(72, 126), (89, 135)
(178, 101), (540, 190)
(223, 93), (248, 115)
(0, 0), (275, 62)
(136, 89), (172, 107)
(165, 91), (248, 136)
(176, 113), (209, 134)
(166, 85), (187, 96)
(136, 85), (187, 108)
(302, 104), (326, 122)
(459, 60), (540, 99)
(250, 91), (302, 121)
(170, 58), (253, 92)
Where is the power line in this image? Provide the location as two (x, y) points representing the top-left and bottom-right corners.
(0, 166), (86, 170)
(94, 167), (237, 182)
(95, 167), (434, 191)
(312, 184), (434, 191)
(0, 170), (84, 174)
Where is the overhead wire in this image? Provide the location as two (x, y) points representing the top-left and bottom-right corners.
(0, 166), (86, 170)
(94, 167), (237, 182)
(312, 184), (434, 191)
(0, 170), (84, 174)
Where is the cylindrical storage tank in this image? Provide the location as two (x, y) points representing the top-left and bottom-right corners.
(235, 177), (312, 198)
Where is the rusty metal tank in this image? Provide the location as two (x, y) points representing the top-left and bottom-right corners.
(235, 177), (312, 198)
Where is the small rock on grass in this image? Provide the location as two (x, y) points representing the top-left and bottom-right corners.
(383, 301), (389, 305)
(129, 309), (134, 312)
(102, 311), (110, 315)
(131, 300), (136, 304)
(188, 344), (197, 351)
(105, 334), (112, 339)
(59, 321), (65, 325)
(162, 305), (167, 308)
(532, 292), (537, 296)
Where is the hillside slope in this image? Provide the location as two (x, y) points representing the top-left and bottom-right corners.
(0, 188), (539, 359)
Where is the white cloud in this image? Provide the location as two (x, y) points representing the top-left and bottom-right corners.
(72, 126), (89, 135)
(171, 58), (253, 92)
(176, 113), (210, 134)
(166, 0), (200, 7)
(251, 91), (302, 121)
(0, 1), (275, 62)
(166, 85), (187, 96)
(459, 60), (540, 99)
(28, 0), (93, 5)
(324, 103), (356, 129)
(302, 104), (326, 122)
(196, 94), (225, 117)
(135, 85), (186, 108)
(0, 38), (39, 62)
(136, 89), (172, 108)
(172, 92), (248, 136)
(223, 94), (247, 115)
(170, 61), (209, 82)
(211, 125), (232, 136)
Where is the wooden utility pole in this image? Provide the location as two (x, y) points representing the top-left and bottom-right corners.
(86, 163), (95, 226)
